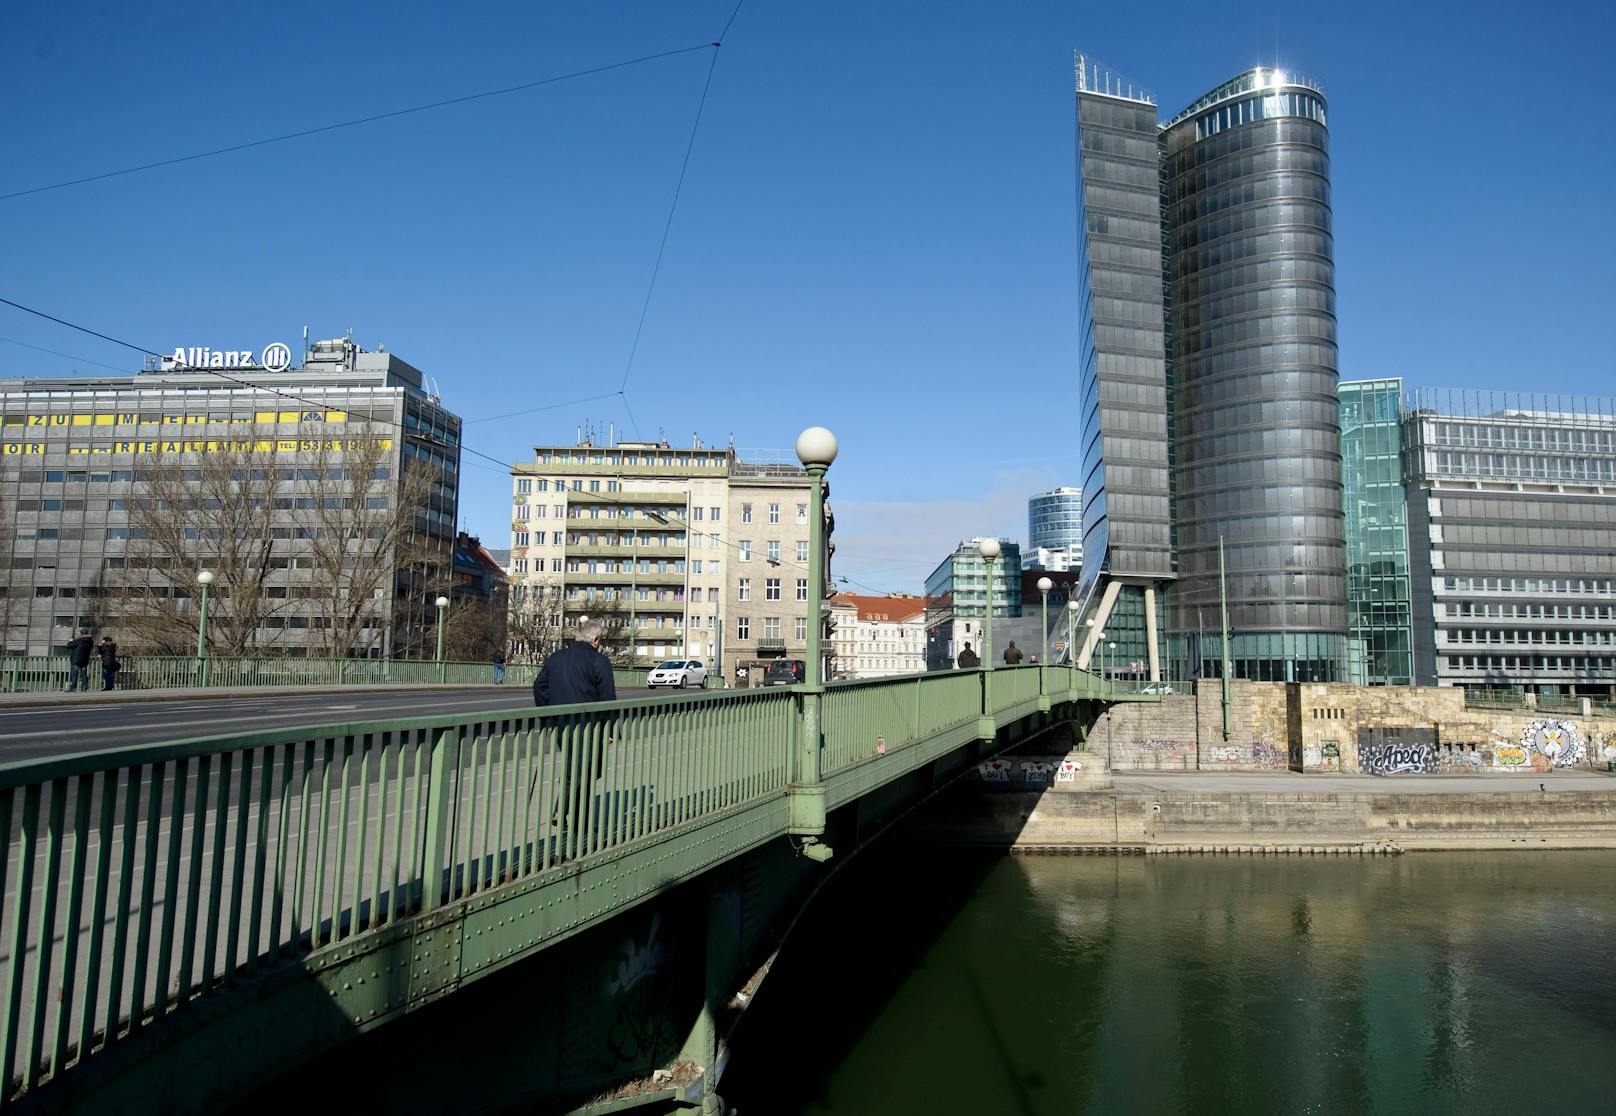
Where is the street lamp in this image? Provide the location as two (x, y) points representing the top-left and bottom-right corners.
(794, 426), (837, 859)
(978, 538), (1000, 668)
(196, 570), (214, 687)
(434, 595), (450, 681)
(1106, 639), (1116, 685)
(1036, 576), (1052, 692)
(1068, 600), (1080, 667)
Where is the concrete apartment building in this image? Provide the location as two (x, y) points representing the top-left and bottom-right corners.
(0, 336), (461, 657)
(508, 438), (817, 680)
(827, 593), (926, 678)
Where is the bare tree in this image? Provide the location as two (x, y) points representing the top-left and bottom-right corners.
(297, 432), (443, 659)
(440, 597), (505, 663)
(118, 444), (289, 656)
(507, 579), (566, 663)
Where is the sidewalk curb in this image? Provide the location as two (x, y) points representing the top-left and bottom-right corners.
(0, 683), (509, 708)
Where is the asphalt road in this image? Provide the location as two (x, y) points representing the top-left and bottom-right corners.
(0, 686), (692, 763)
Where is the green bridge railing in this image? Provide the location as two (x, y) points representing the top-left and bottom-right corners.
(0, 655), (650, 694)
(0, 663), (1120, 1104)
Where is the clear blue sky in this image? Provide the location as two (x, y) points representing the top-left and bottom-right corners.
(4, 1), (1612, 594)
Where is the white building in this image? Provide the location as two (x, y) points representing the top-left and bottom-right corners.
(828, 593), (926, 678)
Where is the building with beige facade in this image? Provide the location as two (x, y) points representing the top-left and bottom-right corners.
(508, 438), (817, 678)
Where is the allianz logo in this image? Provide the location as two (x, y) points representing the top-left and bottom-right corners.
(168, 342), (293, 372)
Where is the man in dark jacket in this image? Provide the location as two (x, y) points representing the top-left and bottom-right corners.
(956, 642), (979, 669)
(66, 628), (94, 692)
(1003, 641), (1024, 665)
(533, 620), (617, 707)
(98, 637), (121, 691)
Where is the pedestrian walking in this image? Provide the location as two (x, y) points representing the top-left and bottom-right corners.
(956, 643), (979, 669)
(1003, 640), (1024, 665)
(1029, 654), (1039, 665)
(532, 621), (618, 853)
(66, 628), (94, 692)
(98, 636), (121, 691)
(492, 649), (506, 685)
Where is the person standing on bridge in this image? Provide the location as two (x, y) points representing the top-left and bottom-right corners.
(492, 648), (506, 685)
(1003, 641), (1024, 665)
(533, 620), (617, 707)
(66, 627), (94, 692)
(956, 643), (979, 669)
(98, 636), (121, 691)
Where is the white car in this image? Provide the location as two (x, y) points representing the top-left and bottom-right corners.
(647, 659), (708, 689)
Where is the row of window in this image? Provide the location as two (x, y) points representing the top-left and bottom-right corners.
(1424, 452), (1615, 483)
(1439, 576), (1614, 594)
(734, 617), (809, 641)
(735, 578), (810, 602)
(532, 450), (724, 468)
(1430, 422), (1613, 453)
(1442, 656), (1613, 674)
(1439, 629), (1615, 646)
(1447, 603), (1615, 620)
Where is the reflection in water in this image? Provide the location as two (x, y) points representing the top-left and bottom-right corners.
(723, 851), (1616, 1114)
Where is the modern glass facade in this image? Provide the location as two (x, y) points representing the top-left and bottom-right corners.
(923, 539), (1023, 670)
(1339, 379), (1412, 685)
(1403, 390), (1616, 695)
(1027, 487), (1084, 561)
(1159, 68), (1346, 682)
(1073, 59), (1174, 590)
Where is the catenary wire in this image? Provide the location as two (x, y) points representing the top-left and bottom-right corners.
(0, 335), (136, 374)
(1, 44), (719, 202)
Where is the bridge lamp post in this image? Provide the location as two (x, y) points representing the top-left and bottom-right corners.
(978, 537), (1000, 724)
(794, 426), (837, 862)
(1036, 576), (1052, 694)
(1068, 600), (1080, 669)
(196, 570), (214, 687)
(1106, 639), (1116, 686)
(435, 595), (450, 683)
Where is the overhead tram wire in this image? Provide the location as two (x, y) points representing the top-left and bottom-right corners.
(0, 335), (137, 374)
(1, 43), (720, 202)
(616, 0), (746, 432)
(0, 291), (844, 582)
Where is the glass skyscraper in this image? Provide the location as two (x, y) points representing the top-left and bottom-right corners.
(1073, 57), (1346, 683)
(1339, 379), (1412, 685)
(1026, 487), (1083, 572)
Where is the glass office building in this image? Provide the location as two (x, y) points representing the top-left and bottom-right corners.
(1073, 57), (1347, 682)
(1403, 390), (1616, 695)
(1339, 379), (1412, 685)
(1027, 487), (1083, 571)
(923, 539), (1023, 670)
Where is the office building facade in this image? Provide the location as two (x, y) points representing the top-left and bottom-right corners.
(1403, 390), (1616, 695)
(1072, 56), (1346, 682)
(0, 337), (461, 657)
(1027, 487), (1084, 573)
(923, 538), (1022, 670)
(1339, 379), (1413, 686)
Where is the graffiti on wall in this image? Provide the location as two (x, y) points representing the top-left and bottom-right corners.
(601, 912), (680, 1072)
(1596, 731), (1616, 765)
(1359, 738), (1440, 775)
(1132, 737), (1190, 752)
(1252, 740), (1287, 770)
(1522, 720), (1585, 769)
(1209, 745), (1244, 764)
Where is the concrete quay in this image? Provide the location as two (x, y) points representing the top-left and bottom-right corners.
(907, 767), (1616, 853)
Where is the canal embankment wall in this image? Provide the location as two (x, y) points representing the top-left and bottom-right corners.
(1091, 680), (1616, 776)
(907, 782), (1616, 851)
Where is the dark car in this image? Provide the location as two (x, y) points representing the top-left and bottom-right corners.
(761, 659), (806, 686)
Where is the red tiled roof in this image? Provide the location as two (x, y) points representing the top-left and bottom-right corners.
(831, 593), (926, 623)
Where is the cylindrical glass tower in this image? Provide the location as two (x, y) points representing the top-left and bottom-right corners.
(1160, 69), (1347, 681)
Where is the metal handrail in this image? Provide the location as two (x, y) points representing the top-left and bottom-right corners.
(0, 663), (1118, 1099)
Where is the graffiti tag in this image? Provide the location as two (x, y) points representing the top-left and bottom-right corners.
(1493, 745), (1528, 767)
(1523, 720), (1585, 769)
(1360, 740), (1438, 776)
(1209, 745), (1244, 764)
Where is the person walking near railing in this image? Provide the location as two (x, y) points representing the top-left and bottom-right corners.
(492, 649), (506, 685)
(66, 628), (94, 692)
(1003, 640), (1023, 665)
(98, 636), (121, 691)
(532, 620), (618, 852)
(956, 643), (979, 669)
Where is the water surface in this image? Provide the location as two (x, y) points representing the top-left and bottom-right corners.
(723, 849), (1616, 1114)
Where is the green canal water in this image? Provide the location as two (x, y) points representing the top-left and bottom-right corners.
(722, 849), (1616, 1115)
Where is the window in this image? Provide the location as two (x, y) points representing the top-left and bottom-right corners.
(764, 616), (780, 639)
(738, 578), (751, 601)
(513, 558), (528, 573)
(737, 617), (750, 640)
(693, 560), (703, 574)
(516, 504), (530, 520)
(768, 503), (780, 524)
(739, 540), (751, 561)
(767, 540), (780, 562)
(741, 503), (752, 523)
(795, 616), (807, 641)
(765, 578), (781, 600)
(796, 578), (808, 601)
(710, 507), (721, 521)
(517, 479), (531, 493)
(708, 558), (720, 574)
(707, 587), (719, 602)
(515, 531), (530, 546)
(796, 540), (809, 562)
(796, 503), (807, 524)
(693, 506), (704, 521)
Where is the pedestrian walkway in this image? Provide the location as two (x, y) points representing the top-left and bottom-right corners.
(0, 682), (504, 708)
(1114, 770), (1616, 794)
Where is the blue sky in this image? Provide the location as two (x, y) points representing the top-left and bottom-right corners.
(4, 1), (1612, 594)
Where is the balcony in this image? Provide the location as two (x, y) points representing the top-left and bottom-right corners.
(756, 637), (787, 654)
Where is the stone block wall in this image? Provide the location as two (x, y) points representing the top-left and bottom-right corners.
(1087, 680), (1290, 772)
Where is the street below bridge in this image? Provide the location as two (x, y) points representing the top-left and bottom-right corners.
(0, 686), (701, 762)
